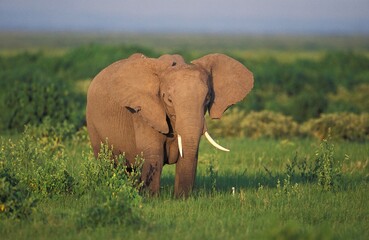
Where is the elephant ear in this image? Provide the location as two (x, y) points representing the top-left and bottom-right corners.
(192, 53), (254, 119)
(107, 57), (173, 133)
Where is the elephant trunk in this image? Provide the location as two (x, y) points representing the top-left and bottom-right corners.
(174, 131), (201, 198)
(174, 116), (203, 197)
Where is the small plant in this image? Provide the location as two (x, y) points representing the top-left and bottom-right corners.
(204, 154), (218, 193)
(275, 175), (302, 200)
(313, 132), (342, 191)
(78, 143), (144, 228)
(277, 132), (343, 194)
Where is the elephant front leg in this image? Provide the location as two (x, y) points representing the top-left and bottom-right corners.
(132, 116), (166, 196)
(174, 152), (199, 198)
(141, 155), (164, 196)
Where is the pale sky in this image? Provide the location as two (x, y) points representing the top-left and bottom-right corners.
(1, 0), (368, 33)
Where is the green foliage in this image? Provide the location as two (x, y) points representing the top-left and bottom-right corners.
(0, 119), (76, 198)
(314, 135), (343, 191)
(241, 110), (300, 139)
(0, 135), (367, 239)
(208, 109), (300, 139)
(302, 113), (369, 142)
(0, 121), (145, 226)
(0, 167), (37, 220)
(60, 44), (159, 79)
(203, 154), (219, 193)
(277, 135), (343, 193)
(327, 84), (369, 113)
(240, 51), (369, 122)
(78, 143), (144, 228)
(267, 221), (332, 240)
(1, 73), (84, 131)
(208, 109), (368, 141)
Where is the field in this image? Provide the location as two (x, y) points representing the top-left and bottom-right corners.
(0, 32), (368, 239)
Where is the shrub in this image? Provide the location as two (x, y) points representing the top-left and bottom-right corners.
(207, 108), (246, 137)
(0, 119), (77, 198)
(314, 135), (343, 191)
(301, 113), (369, 141)
(78, 143), (144, 228)
(60, 44), (159, 80)
(0, 167), (37, 219)
(1, 120), (145, 224)
(1, 73), (84, 132)
(207, 108), (299, 138)
(208, 109), (299, 139)
(241, 111), (300, 139)
(275, 134), (343, 196)
(327, 84), (369, 113)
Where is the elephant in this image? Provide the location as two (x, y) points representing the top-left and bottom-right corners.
(86, 53), (254, 197)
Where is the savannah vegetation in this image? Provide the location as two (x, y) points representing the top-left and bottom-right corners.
(0, 33), (368, 239)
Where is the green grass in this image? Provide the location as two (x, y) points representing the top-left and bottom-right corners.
(1, 135), (368, 240)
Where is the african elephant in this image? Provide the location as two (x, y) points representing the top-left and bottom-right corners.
(86, 53), (254, 197)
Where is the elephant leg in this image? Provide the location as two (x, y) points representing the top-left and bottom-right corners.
(174, 151), (199, 198)
(86, 122), (102, 158)
(141, 151), (164, 195)
(133, 115), (166, 195)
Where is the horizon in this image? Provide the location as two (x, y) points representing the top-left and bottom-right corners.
(1, 0), (368, 35)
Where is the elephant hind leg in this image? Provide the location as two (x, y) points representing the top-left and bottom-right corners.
(87, 123), (102, 158)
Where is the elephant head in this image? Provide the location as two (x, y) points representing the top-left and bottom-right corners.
(89, 53), (253, 197)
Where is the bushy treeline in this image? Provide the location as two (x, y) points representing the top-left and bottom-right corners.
(208, 110), (369, 142)
(0, 45), (368, 136)
(238, 52), (369, 122)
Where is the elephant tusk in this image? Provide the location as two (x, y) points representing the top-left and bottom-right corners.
(178, 134), (183, 157)
(204, 131), (230, 152)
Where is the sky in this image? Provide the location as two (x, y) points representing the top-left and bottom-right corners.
(1, 0), (368, 34)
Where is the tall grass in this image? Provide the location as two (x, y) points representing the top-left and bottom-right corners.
(1, 127), (368, 239)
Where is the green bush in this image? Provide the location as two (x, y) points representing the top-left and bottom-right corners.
(241, 52), (369, 122)
(301, 113), (369, 141)
(207, 108), (246, 137)
(0, 167), (37, 219)
(60, 44), (159, 79)
(241, 111), (300, 139)
(1, 73), (84, 132)
(209, 109), (368, 141)
(278, 134), (343, 193)
(208, 109), (300, 139)
(0, 119), (77, 198)
(1, 120), (145, 224)
(327, 84), (369, 113)
(78, 143), (144, 228)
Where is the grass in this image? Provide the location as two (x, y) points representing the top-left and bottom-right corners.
(1, 135), (368, 240)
